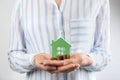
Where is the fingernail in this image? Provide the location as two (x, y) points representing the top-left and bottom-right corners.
(43, 62), (45, 64)
(43, 62), (47, 65)
(73, 64), (76, 67)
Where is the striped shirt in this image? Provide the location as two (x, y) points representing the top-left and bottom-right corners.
(8, 0), (111, 80)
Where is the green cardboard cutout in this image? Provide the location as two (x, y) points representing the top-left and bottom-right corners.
(51, 38), (71, 58)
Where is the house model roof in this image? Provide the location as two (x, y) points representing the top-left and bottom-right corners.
(51, 38), (71, 47)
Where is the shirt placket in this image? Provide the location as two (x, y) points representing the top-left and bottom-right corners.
(58, 11), (65, 38)
(54, 0), (65, 39)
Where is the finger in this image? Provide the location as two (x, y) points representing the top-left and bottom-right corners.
(43, 60), (66, 66)
(63, 64), (80, 73)
(44, 66), (57, 71)
(66, 64), (80, 73)
(55, 64), (77, 73)
(63, 59), (77, 65)
(38, 64), (57, 71)
(51, 64), (80, 73)
(38, 60), (44, 64)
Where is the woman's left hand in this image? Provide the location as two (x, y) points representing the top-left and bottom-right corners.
(54, 53), (93, 73)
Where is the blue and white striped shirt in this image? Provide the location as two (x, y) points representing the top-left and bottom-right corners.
(8, 0), (111, 80)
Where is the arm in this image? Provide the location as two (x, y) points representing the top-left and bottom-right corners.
(82, 0), (111, 71)
(8, 0), (36, 73)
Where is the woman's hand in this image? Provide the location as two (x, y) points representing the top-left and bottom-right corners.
(54, 53), (93, 73)
(34, 53), (65, 73)
(70, 53), (93, 67)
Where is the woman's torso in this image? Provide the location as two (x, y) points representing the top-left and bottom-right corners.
(19, 0), (103, 80)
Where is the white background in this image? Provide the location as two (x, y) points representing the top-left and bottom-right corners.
(0, 0), (120, 80)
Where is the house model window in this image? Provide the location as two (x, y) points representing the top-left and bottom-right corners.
(57, 47), (65, 55)
(51, 38), (71, 60)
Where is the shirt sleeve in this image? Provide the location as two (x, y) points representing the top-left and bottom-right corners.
(8, 0), (37, 73)
(82, 0), (111, 72)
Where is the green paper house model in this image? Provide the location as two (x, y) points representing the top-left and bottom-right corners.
(51, 38), (71, 58)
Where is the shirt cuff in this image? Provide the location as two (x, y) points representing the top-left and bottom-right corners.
(29, 53), (38, 69)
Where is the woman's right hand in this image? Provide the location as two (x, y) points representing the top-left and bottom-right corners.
(34, 53), (64, 73)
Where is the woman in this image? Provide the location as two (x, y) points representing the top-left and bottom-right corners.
(8, 0), (111, 80)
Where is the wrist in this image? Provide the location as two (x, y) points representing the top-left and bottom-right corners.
(81, 54), (92, 67)
(78, 53), (93, 67)
(71, 53), (93, 67)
